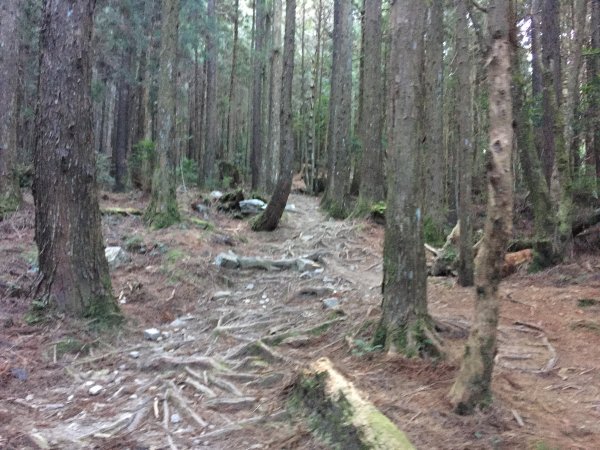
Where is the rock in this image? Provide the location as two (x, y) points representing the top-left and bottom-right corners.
(215, 252), (240, 269)
(246, 283), (255, 290)
(295, 258), (321, 272)
(192, 202), (210, 215)
(11, 367), (28, 381)
(129, 351), (140, 359)
(169, 318), (186, 328)
(212, 291), (232, 300)
(322, 298), (340, 309)
(209, 190), (224, 201)
(105, 246), (130, 269)
(171, 413), (181, 424)
(285, 203), (297, 212)
(29, 433), (50, 450)
(239, 199), (267, 215)
(144, 328), (161, 341)
(89, 385), (103, 396)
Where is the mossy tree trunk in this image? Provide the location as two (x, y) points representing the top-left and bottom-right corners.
(449, 0), (514, 414)
(251, 0), (267, 191)
(0, 0), (22, 216)
(353, 0), (384, 216)
(375, 0), (441, 357)
(252, 0), (295, 231)
(145, 0), (181, 229)
(33, 0), (119, 321)
(455, 0), (474, 287)
(321, 0), (352, 219)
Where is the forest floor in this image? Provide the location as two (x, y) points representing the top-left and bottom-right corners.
(1, 189), (600, 449)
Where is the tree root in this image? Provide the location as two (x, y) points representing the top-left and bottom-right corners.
(165, 381), (208, 428)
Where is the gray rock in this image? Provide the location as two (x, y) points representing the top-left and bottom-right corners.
(169, 318), (186, 328)
(171, 413), (181, 424)
(144, 328), (161, 341)
(322, 298), (340, 309)
(239, 199), (266, 215)
(209, 190), (224, 200)
(105, 246), (130, 269)
(215, 252), (240, 269)
(129, 351), (140, 359)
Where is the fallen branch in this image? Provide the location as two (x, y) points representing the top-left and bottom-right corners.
(100, 206), (143, 216)
(205, 396), (257, 411)
(292, 358), (415, 449)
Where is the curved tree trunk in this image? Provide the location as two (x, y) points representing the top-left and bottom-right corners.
(0, 0), (22, 215)
(33, 0), (118, 320)
(145, 0), (181, 229)
(375, 0), (441, 357)
(252, 0), (295, 231)
(449, 0), (514, 414)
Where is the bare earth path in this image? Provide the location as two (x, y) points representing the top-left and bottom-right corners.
(2, 192), (600, 449)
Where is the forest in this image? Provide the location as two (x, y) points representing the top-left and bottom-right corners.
(1, 0), (600, 448)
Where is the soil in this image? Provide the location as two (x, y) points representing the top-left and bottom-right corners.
(1, 190), (600, 449)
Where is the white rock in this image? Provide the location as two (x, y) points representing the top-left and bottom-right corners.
(212, 291), (232, 300)
(89, 385), (103, 396)
(104, 246), (130, 269)
(171, 413), (181, 424)
(246, 283), (255, 290)
(129, 350), (140, 359)
(239, 199), (266, 215)
(144, 328), (161, 341)
(26, 394), (34, 401)
(209, 190), (224, 200)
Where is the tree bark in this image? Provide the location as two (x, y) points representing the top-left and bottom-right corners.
(113, 48), (132, 192)
(0, 0), (22, 215)
(33, 0), (119, 320)
(449, 0), (514, 414)
(252, 0), (295, 231)
(375, 0), (441, 357)
(354, 0), (385, 214)
(144, 0), (181, 228)
(226, 0), (240, 163)
(321, 0), (353, 218)
(455, 0), (474, 287)
(266, 0), (283, 192)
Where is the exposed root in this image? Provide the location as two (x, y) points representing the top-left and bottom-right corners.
(165, 381), (208, 428)
(206, 373), (244, 397)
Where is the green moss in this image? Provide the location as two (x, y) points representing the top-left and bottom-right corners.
(54, 337), (89, 358)
(0, 191), (20, 217)
(124, 235), (144, 251)
(322, 198), (350, 220)
(187, 217), (213, 230)
(423, 216), (446, 247)
(577, 298), (600, 308)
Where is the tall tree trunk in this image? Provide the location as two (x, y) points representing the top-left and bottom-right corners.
(202, 0), (218, 188)
(375, 0), (441, 357)
(449, 0), (514, 414)
(226, 0), (240, 163)
(252, 0), (296, 231)
(267, 0), (283, 192)
(423, 0), (444, 232)
(321, 0), (353, 218)
(455, 0), (474, 287)
(145, 0), (181, 228)
(251, 0), (267, 191)
(0, 0), (22, 215)
(530, 0), (546, 181)
(113, 50), (132, 192)
(33, 0), (118, 320)
(587, 0), (600, 186)
(354, 0), (384, 214)
(556, 0), (587, 254)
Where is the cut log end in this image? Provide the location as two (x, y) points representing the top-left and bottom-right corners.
(290, 357), (414, 450)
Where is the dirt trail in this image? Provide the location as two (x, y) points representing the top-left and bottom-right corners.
(1, 192), (600, 449)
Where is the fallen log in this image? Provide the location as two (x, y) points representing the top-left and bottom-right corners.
(291, 357), (414, 450)
(100, 206), (143, 216)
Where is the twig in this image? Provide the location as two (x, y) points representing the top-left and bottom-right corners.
(540, 336), (558, 374)
(511, 409), (525, 427)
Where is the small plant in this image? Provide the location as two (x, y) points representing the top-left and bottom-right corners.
(179, 157), (198, 186)
(351, 338), (383, 356)
(96, 152), (114, 189)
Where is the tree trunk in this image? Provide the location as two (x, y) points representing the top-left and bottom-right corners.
(202, 0), (218, 188)
(226, 0), (240, 163)
(423, 0), (444, 232)
(455, 0), (474, 287)
(321, 0), (353, 218)
(266, 0), (283, 192)
(251, 0), (267, 191)
(144, 0), (181, 228)
(449, 0), (514, 414)
(33, 0), (119, 320)
(0, 0), (22, 215)
(354, 0), (384, 214)
(252, 0), (295, 232)
(375, 0), (441, 357)
(589, 0), (600, 184)
(113, 50), (132, 192)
